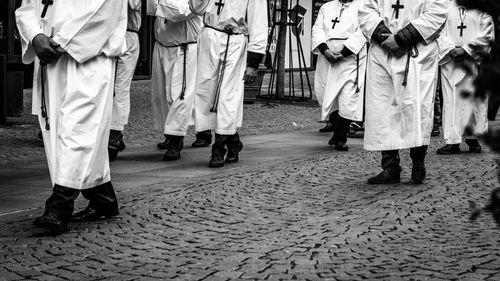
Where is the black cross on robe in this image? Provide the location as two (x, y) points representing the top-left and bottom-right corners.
(392, 0), (404, 19)
(215, 0), (224, 15)
(41, 0), (54, 18)
(457, 22), (467, 37)
(331, 17), (340, 30)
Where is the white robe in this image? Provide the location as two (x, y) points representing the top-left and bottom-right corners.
(438, 3), (494, 144)
(190, 0), (268, 135)
(16, 0), (127, 190)
(359, 0), (448, 151)
(148, 0), (202, 136)
(111, 0), (142, 131)
(312, 0), (367, 122)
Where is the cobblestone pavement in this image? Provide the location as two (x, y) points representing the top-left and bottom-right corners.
(0, 80), (320, 167)
(1, 134), (499, 280)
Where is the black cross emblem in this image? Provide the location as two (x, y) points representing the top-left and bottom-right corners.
(215, 0), (224, 15)
(457, 22), (467, 37)
(331, 17), (340, 30)
(41, 0), (53, 18)
(392, 0), (404, 19)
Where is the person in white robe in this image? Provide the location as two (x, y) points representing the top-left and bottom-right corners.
(312, 0), (367, 151)
(189, 0), (268, 168)
(436, 2), (494, 155)
(108, 0), (142, 161)
(148, 0), (209, 161)
(359, 0), (448, 184)
(16, 0), (127, 233)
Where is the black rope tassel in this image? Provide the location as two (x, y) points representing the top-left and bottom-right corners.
(180, 44), (188, 100)
(402, 46), (419, 87)
(40, 65), (50, 130)
(355, 53), (360, 93)
(210, 31), (232, 113)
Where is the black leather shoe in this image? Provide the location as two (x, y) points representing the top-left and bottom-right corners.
(367, 170), (401, 184)
(334, 142), (348, 151)
(319, 124), (334, 133)
(465, 139), (482, 153)
(33, 212), (68, 233)
(71, 207), (119, 222)
(226, 141), (243, 163)
(436, 144), (461, 155)
(192, 138), (211, 148)
(157, 136), (170, 150)
(163, 142), (183, 161)
(209, 152), (225, 168)
(411, 161), (426, 184)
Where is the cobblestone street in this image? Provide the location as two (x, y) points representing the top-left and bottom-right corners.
(1, 126), (499, 280)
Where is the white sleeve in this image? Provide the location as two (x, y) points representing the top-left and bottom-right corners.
(311, 5), (326, 55)
(344, 27), (368, 55)
(156, 0), (195, 22)
(463, 13), (495, 61)
(15, 0), (43, 64)
(358, 0), (384, 40)
(410, 0), (449, 44)
(247, 0), (268, 54)
(51, 0), (127, 63)
(189, 0), (211, 15)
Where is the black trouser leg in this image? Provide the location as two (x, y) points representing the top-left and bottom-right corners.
(81, 182), (119, 213)
(332, 114), (352, 144)
(434, 91), (442, 126)
(410, 145), (428, 163)
(109, 130), (123, 150)
(212, 133), (228, 154)
(166, 135), (184, 149)
(196, 130), (212, 141)
(226, 132), (241, 147)
(381, 150), (401, 172)
(44, 185), (80, 221)
(488, 97), (500, 121)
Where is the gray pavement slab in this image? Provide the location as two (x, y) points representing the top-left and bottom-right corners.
(0, 129), (362, 216)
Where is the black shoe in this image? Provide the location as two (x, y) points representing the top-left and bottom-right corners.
(71, 207), (119, 222)
(328, 135), (337, 146)
(411, 161), (426, 184)
(431, 126), (440, 137)
(209, 151), (225, 168)
(33, 212), (68, 233)
(226, 141), (243, 163)
(436, 144), (461, 155)
(163, 142), (183, 161)
(334, 142), (348, 151)
(319, 123), (334, 133)
(192, 138), (211, 148)
(367, 170), (401, 184)
(465, 139), (482, 153)
(157, 136), (170, 150)
(117, 140), (126, 152)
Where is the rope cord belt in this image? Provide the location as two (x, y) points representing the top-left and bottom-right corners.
(355, 53), (360, 93)
(155, 41), (197, 100)
(40, 65), (50, 130)
(402, 46), (419, 87)
(206, 26), (235, 113)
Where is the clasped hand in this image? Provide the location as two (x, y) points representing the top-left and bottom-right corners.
(323, 49), (343, 64)
(380, 33), (406, 58)
(32, 33), (66, 65)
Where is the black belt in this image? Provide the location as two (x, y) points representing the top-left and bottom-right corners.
(155, 41), (197, 48)
(127, 29), (139, 34)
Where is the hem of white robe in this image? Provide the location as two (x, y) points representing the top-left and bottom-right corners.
(110, 125), (125, 131)
(55, 176), (111, 190)
(444, 138), (462, 145)
(215, 129), (239, 135)
(363, 139), (431, 151)
(163, 129), (188, 136)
